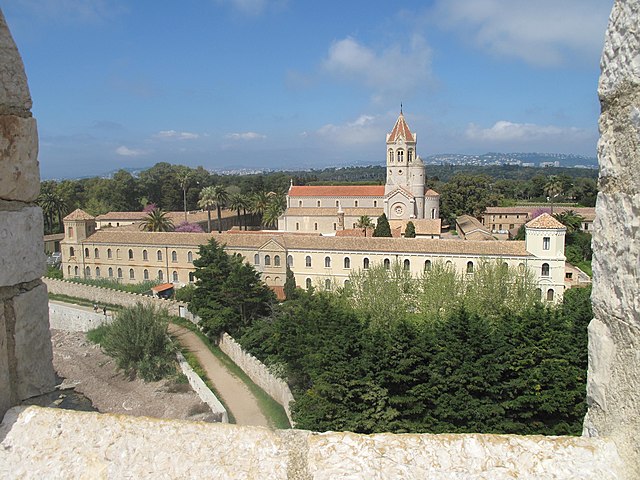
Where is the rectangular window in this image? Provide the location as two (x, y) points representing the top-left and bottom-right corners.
(543, 237), (550, 250)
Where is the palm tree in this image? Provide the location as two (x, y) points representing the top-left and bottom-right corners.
(229, 193), (250, 231)
(251, 191), (270, 227)
(140, 209), (174, 232)
(198, 186), (216, 233)
(37, 186), (56, 234)
(545, 176), (563, 214)
(262, 200), (284, 229)
(554, 210), (584, 234)
(355, 215), (373, 237)
(176, 170), (191, 223)
(212, 185), (229, 233)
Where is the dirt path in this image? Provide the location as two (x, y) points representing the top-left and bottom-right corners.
(168, 324), (270, 428)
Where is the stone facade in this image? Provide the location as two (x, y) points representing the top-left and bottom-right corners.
(0, 10), (55, 419)
(583, 0), (640, 476)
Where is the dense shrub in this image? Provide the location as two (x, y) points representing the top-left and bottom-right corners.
(99, 303), (175, 381)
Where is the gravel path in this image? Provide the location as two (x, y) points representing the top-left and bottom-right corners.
(168, 324), (270, 428)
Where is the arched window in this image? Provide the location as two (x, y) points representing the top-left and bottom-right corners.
(108, 267), (113, 278)
(408, 149), (413, 162)
(547, 289), (555, 301)
(324, 256), (331, 268)
(298, 200), (302, 207)
(84, 248), (89, 258)
(397, 150), (404, 162)
(157, 250), (163, 261)
(384, 258), (390, 270)
(187, 251), (193, 262)
(173, 271), (179, 282)
(314, 223), (318, 231)
(68, 226), (74, 238)
(287, 255), (293, 267)
(128, 249), (134, 260)
(344, 279), (350, 286)
(305, 256), (312, 267)
(424, 259), (432, 271)
(143, 250), (148, 261)
(158, 270), (164, 281)
(306, 278), (312, 289)
(518, 263), (525, 274)
(254, 254), (260, 265)
(69, 247), (75, 257)
(344, 257), (351, 269)
(467, 261), (474, 274)
(536, 288), (542, 299)
(107, 248), (112, 259)
(274, 255), (281, 267)
(404, 259), (411, 271)
(354, 200), (359, 207)
(144, 269), (149, 280)
(363, 258), (370, 269)
(388, 150), (393, 162)
(542, 263), (550, 276)
(129, 269), (135, 280)
(117, 268), (122, 279)
(67, 265), (71, 275)
(373, 200), (377, 207)
(94, 248), (99, 259)
(445, 260), (453, 268)
(296, 222), (300, 231)
(189, 272), (195, 282)
(85, 266), (91, 277)
(74, 266), (79, 276)
(116, 249), (121, 259)
(265, 255), (271, 266)
(317, 200), (321, 207)
(325, 279), (331, 290)
(95, 267), (100, 277)
(336, 200), (339, 207)
(171, 251), (177, 262)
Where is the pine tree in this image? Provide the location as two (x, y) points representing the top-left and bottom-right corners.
(373, 213), (392, 237)
(404, 221), (416, 238)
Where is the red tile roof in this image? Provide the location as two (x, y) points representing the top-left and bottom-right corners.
(288, 185), (384, 197)
(525, 213), (566, 229)
(388, 113), (415, 143)
(64, 209), (95, 221)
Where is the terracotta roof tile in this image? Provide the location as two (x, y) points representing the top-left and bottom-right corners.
(388, 113), (415, 143)
(63, 209), (95, 221)
(288, 186), (384, 197)
(425, 189), (440, 196)
(525, 213), (567, 229)
(389, 219), (442, 236)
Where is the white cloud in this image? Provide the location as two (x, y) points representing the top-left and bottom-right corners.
(466, 120), (591, 142)
(153, 130), (200, 140)
(115, 145), (147, 157)
(316, 114), (385, 146)
(225, 132), (267, 140)
(322, 35), (432, 96)
(432, 0), (610, 66)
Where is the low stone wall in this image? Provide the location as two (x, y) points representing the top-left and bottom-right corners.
(176, 351), (228, 423)
(44, 278), (189, 318)
(219, 333), (295, 425)
(0, 406), (627, 479)
(48, 302), (113, 332)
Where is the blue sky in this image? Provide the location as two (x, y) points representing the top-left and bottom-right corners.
(4, 0), (613, 179)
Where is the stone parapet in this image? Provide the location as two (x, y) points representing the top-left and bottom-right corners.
(0, 115), (39, 202)
(0, 406), (627, 479)
(0, 207), (46, 287)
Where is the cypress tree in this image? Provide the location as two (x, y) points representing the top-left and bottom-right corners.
(284, 265), (297, 300)
(405, 221), (416, 238)
(373, 213), (392, 237)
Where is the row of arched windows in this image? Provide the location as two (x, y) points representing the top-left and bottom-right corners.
(75, 248), (194, 263)
(388, 149), (414, 163)
(254, 254), (282, 267)
(68, 265), (193, 283)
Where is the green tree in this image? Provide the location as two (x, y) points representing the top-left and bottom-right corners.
(355, 215), (373, 237)
(229, 193), (250, 230)
(404, 221), (416, 238)
(176, 169), (192, 224)
(210, 185), (229, 233)
(251, 191), (270, 227)
(545, 175), (563, 213)
(439, 174), (502, 224)
(373, 213), (392, 237)
(140, 209), (174, 232)
(198, 186), (216, 233)
(189, 239), (275, 337)
(284, 265), (297, 300)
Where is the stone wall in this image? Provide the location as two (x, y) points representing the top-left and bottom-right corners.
(219, 333), (295, 425)
(175, 351), (228, 423)
(0, 10), (55, 419)
(48, 302), (113, 332)
(44, 277), (190, 319)
(583, 0), (640, 475)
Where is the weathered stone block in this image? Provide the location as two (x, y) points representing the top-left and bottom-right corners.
(0, 10), (32, 112)
(0, 303), (11, 418)
(12, 283), (55, 400)
(0, 206), (46, 287)
(0, 115), (39, 202)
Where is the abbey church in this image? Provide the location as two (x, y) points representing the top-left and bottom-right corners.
(278, 111), (441, 237)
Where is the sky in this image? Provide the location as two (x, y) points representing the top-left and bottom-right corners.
(4, 0), (613, 179)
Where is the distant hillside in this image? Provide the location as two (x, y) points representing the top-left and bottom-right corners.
(424, 152), (598, 168)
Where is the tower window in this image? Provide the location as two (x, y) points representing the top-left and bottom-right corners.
(306, 256), (312, 267)
(397, 150), (404, 162)
(389, 150), (393, 162)
(542, 263), (550, 276)
(324, 256), (331, 268)
(408, 149), (413, 162)
(543, 237), (550, 250)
